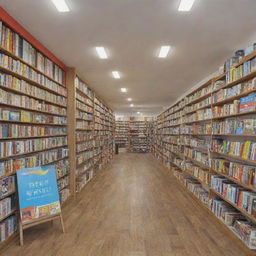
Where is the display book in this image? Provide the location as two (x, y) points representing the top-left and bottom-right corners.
(128, 120), (151, 153)
(114, 120), (129, 148)
(154, 42), (256, 252)
(0, 20), (70, 245)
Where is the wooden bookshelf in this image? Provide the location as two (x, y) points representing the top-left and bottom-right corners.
(154, 45), (256, 252)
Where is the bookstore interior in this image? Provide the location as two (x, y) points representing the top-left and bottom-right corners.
(0, 1), (256, 255)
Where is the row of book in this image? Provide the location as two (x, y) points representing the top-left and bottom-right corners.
(76, 158), (94, 176)
(55, 159), (70, 180)
(164, 110), (182, 121)
(0, 22), (64, 84)
(0, 53), (66, 94)
(183, 136), (210, 149)
(0, 124), (66, 138)
(77, 150), (94, 166)
(0, 108), (67, 125)
(184, 162), (209, 185)
(184, 148), (210, 167)
(184, 108), (212, 123)
(211, 175), (256, 215)
(211, 158), (256, 187)
(57, 176), (69, 191)
(0, 196), (15, 219)
(75, 77), (93, 99)
(181, 123), (211, 135)
(212, 139), (256, 161)
(0, 137), (67, 158)
(213, 78), (256, 104)
(76, 93), (93, 108)
(0, 88), (66, 115)
(76, 100), (93, 113)
(184, 96), (211, 114)
(0, 175), (15, 198)
(159, 127), (179, 135)
(0, 148), (68, 176)
(212, 117), (256, 135)
(59, 188), (70, 204)
(0, 72), (67, 105)
(209, 198), (256, 249)
(76, 169), (94, 192)
(76, 141), (94, 153)
(226, 57), (256, 84)
(76, 110), (93, 120)
(76, 120), (93, 130)
(76, 131), (94, 143)
(184, 178), (209, 206)
(0, 215), (16, 242)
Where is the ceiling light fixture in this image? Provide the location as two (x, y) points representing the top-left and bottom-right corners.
(158, 46), (171, 58)
(95, 47), (108, 59)
(178, 0), (195, 12)
(137, 111), (140, 114)
(112, 71), (120, 79)
(130, 104), (134, 107)
(51, 0), (70, 12)
(120, 88), (127, 93)
(127, 98), (132, 101)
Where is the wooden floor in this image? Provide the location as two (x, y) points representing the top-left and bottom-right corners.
(2, 153), (250, 256)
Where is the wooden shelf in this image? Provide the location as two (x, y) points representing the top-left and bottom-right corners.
(0, 134), (66, 141)
(210, 189), (256, 223)
(183, 169), (209, 186)
(0, 144), (68, 161)
(0, 46), (65, 87)
(0, 119), (67, 126)
(211, 168), (256, 193)
(0, 65), (66, 98)
(0, 84), (67, 108)
(0, 102), (66, 117)
(210, 151), (256, 166)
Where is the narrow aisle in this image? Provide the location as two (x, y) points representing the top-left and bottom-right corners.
(2, 154), (248, 256)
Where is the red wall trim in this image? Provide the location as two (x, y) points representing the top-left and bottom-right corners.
(0, 7), (67, 71)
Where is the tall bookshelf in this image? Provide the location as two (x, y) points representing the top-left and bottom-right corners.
(154, 46), (256, 253)
(0, 15), (70, 246)
(67, 70), (115, 195)
(114, 120), (129, 148)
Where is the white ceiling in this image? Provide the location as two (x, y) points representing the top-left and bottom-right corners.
(1, 0), (256, 116)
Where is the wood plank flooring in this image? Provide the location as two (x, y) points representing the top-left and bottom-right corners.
(1, 153), (250, 256)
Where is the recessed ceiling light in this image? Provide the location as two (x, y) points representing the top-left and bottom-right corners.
(112, 71), (120, 79)
(137, 111), (140, 114)
(95, 47), (108, 59)
(51, 0), (70, 12)
(158, 46), (171, 58)
(130, 104), (134, 107)
(178, 0), (195, 12)
(120, 88), (127, 93)
(127, 98), (132, 101)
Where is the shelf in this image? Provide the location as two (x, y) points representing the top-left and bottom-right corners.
(0, 65), (66, 98)
(0, 119), (67, 126)
(0, 144), (68, 161)
(210, 189), (256, 223)
(0, 190), (16, 201)
(0, 46), (65, 87)
(183, 169), (209, 186)
(211, 168), (256, 193)
(0, 134), (66, 141)
(210, 151), (256, 166)
(0, 102), (66, 117)
(212, 110), (256, 120)
(0, 209), (17, 223)
(185, 156), (211, 170)
(0, 84), (67, 108)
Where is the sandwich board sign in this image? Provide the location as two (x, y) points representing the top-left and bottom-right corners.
(16, 165), (65, 245)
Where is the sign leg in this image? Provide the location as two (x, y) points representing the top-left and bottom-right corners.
(60, 214), (65, 233)
(19, 221), (24, 246)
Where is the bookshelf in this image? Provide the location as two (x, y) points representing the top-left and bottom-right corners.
(128, 121), (151, 153)
(114, 121), (129, 148)
(154, 46), (256, 253)
(66, 70), (115, 195)
(0, 16), (70, 246)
